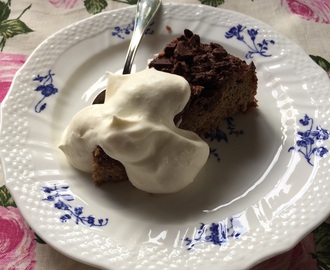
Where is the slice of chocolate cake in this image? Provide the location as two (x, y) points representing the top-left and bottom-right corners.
(93, 146), (128, 185)
(149, 29), (258, 136)
(92, 29), (258, 185)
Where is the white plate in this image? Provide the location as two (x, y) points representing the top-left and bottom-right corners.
(1, 3), (330, 270)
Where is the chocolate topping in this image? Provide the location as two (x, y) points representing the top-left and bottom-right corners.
(149, 29), (257, 135)
(149, 29), (235, 98)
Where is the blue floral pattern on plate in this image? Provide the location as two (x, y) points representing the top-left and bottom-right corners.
(205, 117), (244, 162)
(33, 70), (58, 113)
(225, 24), (275, 59)
(185, 218), (243, 250)
(42, 184), (109, 227)
(112, 19), (155, 39)
(289, 114), (329, 165)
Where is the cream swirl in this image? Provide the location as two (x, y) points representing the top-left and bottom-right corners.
(59, 68), (209, 193)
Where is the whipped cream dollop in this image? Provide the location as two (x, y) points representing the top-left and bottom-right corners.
(59, 68), (209, 193)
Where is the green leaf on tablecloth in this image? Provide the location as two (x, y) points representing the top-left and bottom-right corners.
(0, 19), (33, 39)
(0, 184), (16, 207)
(84, 0), (108, 14)
(310, 55), (330, 75)
(199, 0), (225, 7)
(312, 222), (330, 269)
(113, 0), (137, 4)
(0, 3), (32, 52)
(35, 233), (46, 244)
(0, 1), (11, 22)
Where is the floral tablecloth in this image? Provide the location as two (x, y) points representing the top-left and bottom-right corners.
(1, 0), (330, 269)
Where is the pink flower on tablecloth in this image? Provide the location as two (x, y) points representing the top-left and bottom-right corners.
(49, 0), (80, 9)
(49, 0), (108, 14)
(0, 206), (37, 270)
(282, 0), (330, 24)
(251, 232), (317, 270)
(0, 53), (27, 103)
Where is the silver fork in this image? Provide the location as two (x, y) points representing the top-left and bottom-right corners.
(93, 0), (162, 104)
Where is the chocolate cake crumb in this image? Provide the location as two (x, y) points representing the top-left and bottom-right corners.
(166, 25), (172, 32)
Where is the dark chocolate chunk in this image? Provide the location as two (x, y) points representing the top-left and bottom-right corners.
(189, 34), (200, 46)
(164, 42), (176, 57)
(184, 29), (194, 39)
(150, 58), (173, 69)
(175, 41), (194, 60)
